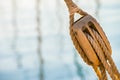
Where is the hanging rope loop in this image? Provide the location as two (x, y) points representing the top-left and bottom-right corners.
(64, 0), (88, 26)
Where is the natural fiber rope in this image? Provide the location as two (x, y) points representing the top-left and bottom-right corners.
(70, 27), (103, 80)
(92, 29), (120, 79)
(92, 65), (103, 80)
(99, 64), (107, 80)
(85, 32), (117, 80)
(64, 0), (120, 79)
(85, 32), (110, 80)
(70, 30), (91, 65)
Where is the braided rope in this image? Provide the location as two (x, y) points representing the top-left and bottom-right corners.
(85, 33), (117, 80)
(92, 29), (120, 79)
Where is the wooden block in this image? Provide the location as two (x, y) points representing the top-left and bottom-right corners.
(71, 15), (112, 65)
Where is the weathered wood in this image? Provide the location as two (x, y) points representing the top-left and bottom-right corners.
(71, 15), (112, 66)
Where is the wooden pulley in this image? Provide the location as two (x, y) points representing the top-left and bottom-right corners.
(72, 15), (112, 66)
(64, 0), (112, 66)
(64, 0), (120, 79)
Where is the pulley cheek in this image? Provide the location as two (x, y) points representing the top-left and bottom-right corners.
(64, 0), (120, 80)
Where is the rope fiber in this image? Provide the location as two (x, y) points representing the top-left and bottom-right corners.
(64, 0), (120, 80)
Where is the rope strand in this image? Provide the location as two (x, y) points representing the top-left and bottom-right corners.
(85, 33), (117, 80)
(92, 29), (120, 79)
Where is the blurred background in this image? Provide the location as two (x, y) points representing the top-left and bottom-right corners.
(0, 0), (120, 80)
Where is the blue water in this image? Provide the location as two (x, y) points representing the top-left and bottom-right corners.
(0, 0), (120, 80)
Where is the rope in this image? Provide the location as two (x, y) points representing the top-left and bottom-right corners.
(85, 32), (116, 80)
(64, 0), (120, 80)
(70, 23), (103, 80)
(99, 64), (107, 80)
(92, 29), (120, 79)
